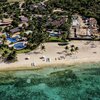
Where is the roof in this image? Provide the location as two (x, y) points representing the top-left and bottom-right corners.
(53, 8), (63, 13)
(24, 30), (33, 35)
(10, 27), (20, 33)
(47, 17), (66, 27)
(30, 4), (38, 10)
(20, 16), (28, 22)
(0, 22), (11, 26)
(0, 32), (3, 36)
(72, 15), (78, 20)
(72, 20), (79, 26)
(89, 18), (97, 24)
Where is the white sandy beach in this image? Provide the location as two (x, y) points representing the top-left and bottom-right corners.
(0, 41), (100, 71)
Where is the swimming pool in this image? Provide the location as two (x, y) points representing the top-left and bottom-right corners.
(49, 33), (60, 37)
(14, 42), (26, 50)
(7, 36), (20, 43)
(7, 38), (17, 43)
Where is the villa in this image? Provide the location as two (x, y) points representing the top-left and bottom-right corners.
(0, 22), (11, 26)
(70, 15), (100, 39)
(88, 18), (98, 34)
(71, 15), (80, 38)
(46, 16), (67, 28)
(20, 16), (29, 23)
(10, 27), (21, 34)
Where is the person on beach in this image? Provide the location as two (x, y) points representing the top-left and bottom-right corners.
(31, 62), (35, 66)
(55, 58), (57, 60)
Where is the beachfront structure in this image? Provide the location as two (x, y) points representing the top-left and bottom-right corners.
(72, 15), (80, 37)
(88, 18), (98, 35)
(72, 20), (79, 27)
(83, 18), (98, 35)
(86, 28), (91, 36)
(89, 18), (97, 28)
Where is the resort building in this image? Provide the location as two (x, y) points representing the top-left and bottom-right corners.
(71, 15), (80, 38)
(0, 18), (12, 26)
(88, 18), (98, 35)
(10, 27), (21, 34)
(89, 18), (97, 28)
(46, 16), (67, 28)
(20, 16), (29, 23)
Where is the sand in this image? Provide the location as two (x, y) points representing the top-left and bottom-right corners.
(0, 41), (100, 71)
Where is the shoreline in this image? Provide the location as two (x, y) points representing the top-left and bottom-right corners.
(0, 58), (100, 72)
(0, 41), (100, 71)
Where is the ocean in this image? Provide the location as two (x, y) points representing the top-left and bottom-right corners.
(0, 63), (100, 100)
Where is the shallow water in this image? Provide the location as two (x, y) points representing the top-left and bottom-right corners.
(0, 63), (100, 100)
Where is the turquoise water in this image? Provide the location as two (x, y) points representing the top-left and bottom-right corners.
(0, 63), (100, 100)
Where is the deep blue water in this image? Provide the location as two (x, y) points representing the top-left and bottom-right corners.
(0, 63), (100, 100)
(7, 38), (17, 43)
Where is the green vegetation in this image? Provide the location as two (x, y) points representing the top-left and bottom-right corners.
(16, 49), (31, 53)
(1, 49), (17, 62)
(0, 0), (99, 62)
(47, 0), (100, 26)
(48, 37), (65, 42)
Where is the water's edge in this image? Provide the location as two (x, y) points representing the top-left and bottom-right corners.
(0, 62), (100, 100)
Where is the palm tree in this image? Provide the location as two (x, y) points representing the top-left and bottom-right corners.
(0, 27), (2, 31)
(65, 45), (69, 53)
(1, 35), (6, 44)
(65, 45), (69, 50)
(70, 45), (75, 48)
(4, 50), (8, 55)
(5, 50), (17, 62)
(1, 50), (8, 61)
(74, 47), (79, 52)
(41, 44), (46, 53)
(70, 48), (74, 54)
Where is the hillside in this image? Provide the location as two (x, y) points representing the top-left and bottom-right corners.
(47, 0), (100, 26)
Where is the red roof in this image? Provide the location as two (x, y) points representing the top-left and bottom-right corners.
(0, 32), (3, 35)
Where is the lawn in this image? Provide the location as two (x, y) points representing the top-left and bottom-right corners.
(48, 37), (67, 42)
(16, 49), (31, 53)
